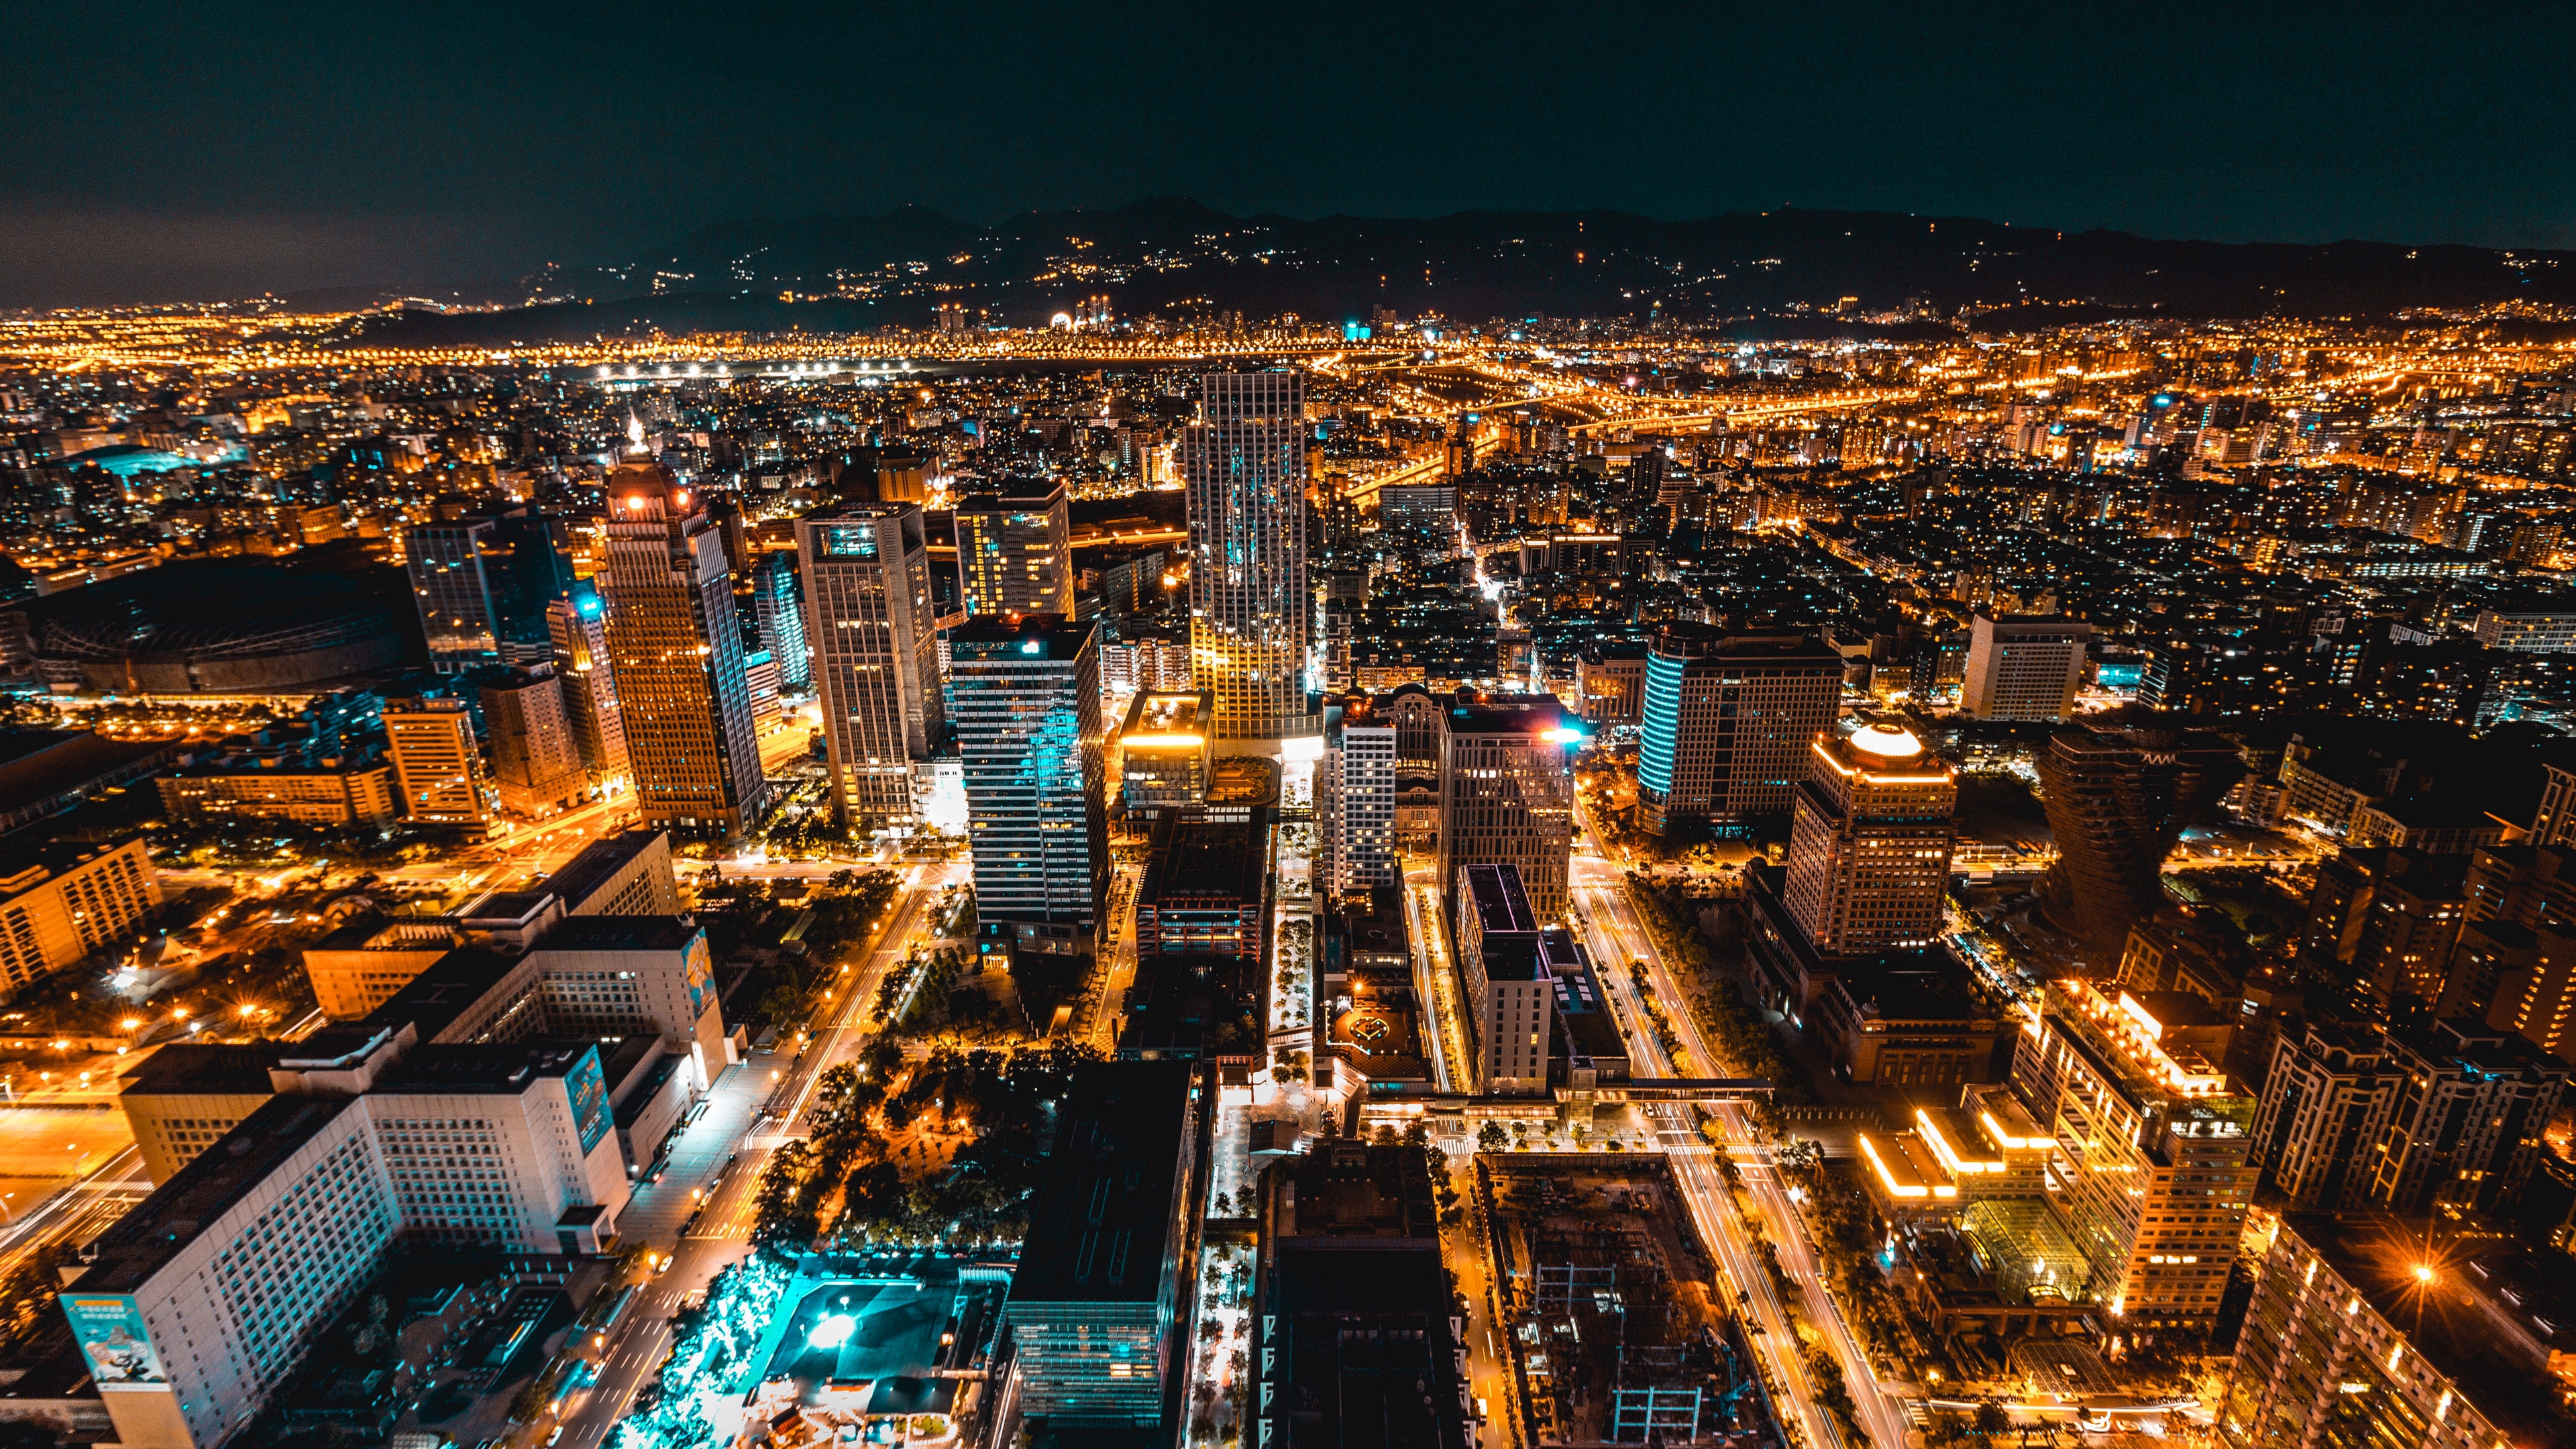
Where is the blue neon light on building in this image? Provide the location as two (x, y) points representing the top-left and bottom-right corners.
(1639, 649), (1688, 799)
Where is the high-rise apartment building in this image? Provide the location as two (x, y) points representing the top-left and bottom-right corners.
(0, 837), (160, 997)
(382, 696), (487, 823)
(1783, 720), (1955, 953)
(1959, 614), (2092, 721)
(955, 482), (1074, 619)
(404, 510), (576, 669)
(479, 665), (586, 817)
(1637, 625), (1843, 836)
(2530, 761), (2576, 847)
(598, 462), (766, 835)
(1183, 372), (1316, 740)
(1316, 696), (1396, 900)
(2247, 1022), (2392, 1211)
(2034, 713), (2245, 955)
(2008, 979), (2256, 1330)
(544, 589), (628, 788)
(2368, 1019), (2568, 1213)
(796, 504), (945, 828)
(951, 615), (1107, 959)
(2222, 1215), (2553, 1449)
(1436, 693), (1576, 920)
(750, 551), (810, 690)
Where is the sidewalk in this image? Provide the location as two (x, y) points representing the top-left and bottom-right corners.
(614, 1057), (773, 1245)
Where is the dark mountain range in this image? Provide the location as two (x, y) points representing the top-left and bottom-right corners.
(339, 197), (2576, 350)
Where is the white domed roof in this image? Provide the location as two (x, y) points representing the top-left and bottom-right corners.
(1849, 722), (1923, 758)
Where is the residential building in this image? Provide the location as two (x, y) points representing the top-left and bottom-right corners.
(1783, 719), (1955, 954)
(1436, 694), (1576, 920)
(1637, 625), (1842, 836)
(1314, 696), (1395, 898)
(955, 481), (1074, 618)
(598, 461), (767, 835)
(796, 504), (945, 827)
(951, 615), (1107, 962)
(2367, 1019), (2569, 1214)
(1183, 372), (1316, 740)
(2033, 714), (2245, 955)
(382, 697), (486, 823)
(0, 837), (160, 996)
(1959, 614), (2091, 721)
(2247, 1022), (2393, 1211)
(2473, 607), (2576, 653)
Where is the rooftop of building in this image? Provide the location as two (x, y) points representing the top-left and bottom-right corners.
(538, 828), (669, 913)
(0, 835), (146, 898)
(358, 945), (525, 1040)
(116, 1042), (278, 1098)
(529, 914), (701, 953)
(0, 728), (176, 807)
(947, 613), (1092, 661)
(1262, 1142), (1437, 1242)
(374, 1039), (600, 1094)
(1441, 692), (1572, 737)
(1140, 817), (1265, 906)
(1120, 688), (1208, 743)
(1648, 623), (1841, 664)
(1205, 756), (1279, 808)
(1012, 1061), (1195, 1306)
(955, 479), (1067, 508)
(1460, 861), (1538, 934)
(1830, 964), (1995, 1025)
(78, 1091), (364, 1293)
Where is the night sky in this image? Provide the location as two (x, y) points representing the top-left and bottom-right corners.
(9, 0), (2576, 307)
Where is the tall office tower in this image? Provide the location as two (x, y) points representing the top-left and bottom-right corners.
(382, 696), (488, 822)
(1958, 613), (2092, 721)
(598, 462), (767, 836)
(480, 665), (587, 817)
(2246, 1022), (2393, 1211)
(1783, 719), (1955, 954)
(796, 504), (945, 828)
(1637, 625), (1843, 836)
(2034, 712), (2245, 956)
(1455, 863), (1553, 1094)
(1183, 371), (1317, 740)
(405, 510), (576, 669)
(1316, 697), (1397, 899)
(951, 615), (1107, 960)
(2221, 1216), (2539, 1449)
(2008, 979), (2256, 1330)
(544, 589), (628, 786)
(2367, 1019), (2569, 1213)
(955, 481), (1074, 618)
(750, 552), (809, 689)
(1436, 694), (1578, 920)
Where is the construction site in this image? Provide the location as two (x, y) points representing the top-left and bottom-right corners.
(1477, 1155), (1774, 1448)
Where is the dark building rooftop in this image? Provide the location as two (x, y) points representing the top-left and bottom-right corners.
(1014, 1061), (1196, 1307)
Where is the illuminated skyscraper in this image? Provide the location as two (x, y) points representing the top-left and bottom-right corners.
(480, 665), (586, 817)
(1636, 625), (1842, 837)
(795, 504), (945, 828)
(1437, 694), (1577, 920)
(545, 586), (627, 787)
(950, 615), (1107, 961)
(1316, 696), (1396, 898)
(1960, 614), (2092, 721)
(597, 462), (767, 836)
(1183, 371), (1316, 740)
(1784, 720), (1955, 953)
(750, 552), (809, 689)
(955, 481), (1073, 618)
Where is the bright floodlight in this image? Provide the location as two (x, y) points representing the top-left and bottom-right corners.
(808, 1313), (857, 1349)
(1849, 722), (1923, 759)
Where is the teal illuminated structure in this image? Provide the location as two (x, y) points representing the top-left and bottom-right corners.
(950, 614), (1107, 961)
(1635, 624), (1841, 837)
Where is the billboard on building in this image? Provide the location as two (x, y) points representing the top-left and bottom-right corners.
(566, 1044), (611, 1155)
(60, 1294), (168, 1390)
(684, 930), (712, 1016)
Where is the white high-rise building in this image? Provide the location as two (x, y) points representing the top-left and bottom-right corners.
(1959, 614), (2092, 721)
(1318, 698), (1397, 898)
(1183, 372), (1316, 740)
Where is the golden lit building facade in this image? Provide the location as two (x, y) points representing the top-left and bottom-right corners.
(1783, 720), (1955, 953)
(1183, 372), (1316, 740)
(0, 838), (162, 996)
